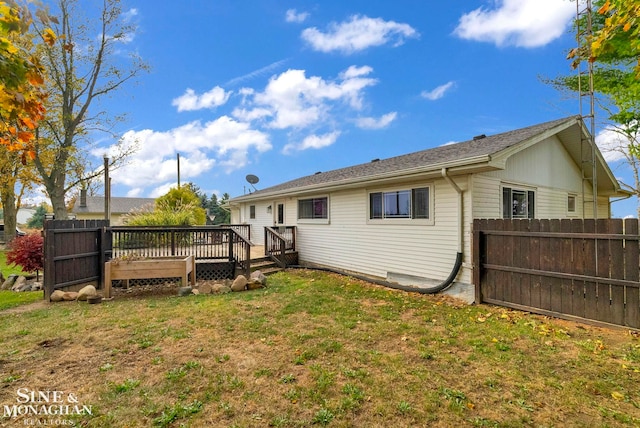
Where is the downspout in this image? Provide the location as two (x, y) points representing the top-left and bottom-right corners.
(289, 169), (463, 295)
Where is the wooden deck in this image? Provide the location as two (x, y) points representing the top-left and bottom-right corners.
(251, 245), (265, 259)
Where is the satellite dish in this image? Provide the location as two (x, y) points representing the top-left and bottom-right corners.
(246, 174), (260, 191)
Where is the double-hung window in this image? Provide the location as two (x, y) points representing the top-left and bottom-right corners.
(502, 186), (535, 219)
(369, 186), (431, 221)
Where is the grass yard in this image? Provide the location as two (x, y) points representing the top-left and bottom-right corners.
(0, 270), (639, 427)
(0, 250), (24, 277)
(0, 290), (43, 311)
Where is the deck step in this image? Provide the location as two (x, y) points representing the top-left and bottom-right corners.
(250, 257), (283, 275)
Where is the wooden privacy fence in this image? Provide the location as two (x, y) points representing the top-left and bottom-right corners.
(473, 218), (640, 329)
(44, 220), (109, 300)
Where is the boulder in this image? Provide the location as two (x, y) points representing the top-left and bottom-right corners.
(31, 282), (43, 291)
(11, 276), (27, 291)
(0, 274), (16, 291)
(191, 289), (200, 295)
(18, 282), (34, 292)
(77, 285), (97, 301)
(178, 286), (193, 296)
(62, 292), (79, 301)
(198, 283), (213, 294)
(211, 284), (231, 294)
(250, 270), (267, 286)
(247, 279), (264, 290)
(231, 275), (248, 292)
(50, 290), (65, 302)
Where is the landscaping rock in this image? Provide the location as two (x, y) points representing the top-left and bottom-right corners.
(31, 282), (43, 291)
(62, 292), (79, 301)
(198, 283), (213, 294)
(11, 276), (27, 291)
(50, 290), (65, 302)
(178, 286), (193, 296)
(77, 285), (97, 301)
(231, 275), (247, 292)
(250, 270), (267, 286)
(0, 274), (16, 291)
(18, 281), (34, 292)
(247, 279), (264, 290)
(211, 284), (231, 294)
(192, 289), (200, 295)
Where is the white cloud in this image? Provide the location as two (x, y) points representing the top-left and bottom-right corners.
(454, 0), (575, 48)
(172, 86), (231, 112)
(356, 112), (397, 130)
(421, 81), (456, 101)
(285, 9), (309, 23)
(105, 117), (271, 188)
(596, 125), (638, 163)
(301, 15), (418, 54)
(283, 131), (341, 154)
(244, 67), (378, 129)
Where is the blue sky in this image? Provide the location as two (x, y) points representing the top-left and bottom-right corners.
(41, 0), (637, 217)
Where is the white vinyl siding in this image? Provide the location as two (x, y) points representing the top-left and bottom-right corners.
(472, 135), (608, 219)
(295, 180), (468, 283)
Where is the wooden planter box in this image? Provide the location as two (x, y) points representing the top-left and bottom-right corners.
(104, 255), (196, 298)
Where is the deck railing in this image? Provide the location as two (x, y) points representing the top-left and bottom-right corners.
(107, 226), (252, 276)
(264, 226), (296, 267)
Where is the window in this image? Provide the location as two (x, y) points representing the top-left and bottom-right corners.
(369, 187), (430, 220)
(502, 187), (535, 219)
(568, 195), (576, 214)
(298, 197), (328, 220)
(249, 205), (256, 219)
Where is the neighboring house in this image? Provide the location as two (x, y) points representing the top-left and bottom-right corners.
(228, 116), (630, 302)
(17, 208), (36, 225)
(72, 190), (155, 226)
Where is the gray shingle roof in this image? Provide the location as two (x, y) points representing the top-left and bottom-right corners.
(234, 116), (579, 199)
(73, 196), (156, 215)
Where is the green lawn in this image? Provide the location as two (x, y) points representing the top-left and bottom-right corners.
(0, 270), (638, 427)
(0, 290), (42, 310)
(0, 250), (24, 277)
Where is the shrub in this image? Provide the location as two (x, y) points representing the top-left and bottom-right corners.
(6, 234), (44, 277)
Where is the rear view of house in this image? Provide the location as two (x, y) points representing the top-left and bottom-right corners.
(228, 116), (629, 302)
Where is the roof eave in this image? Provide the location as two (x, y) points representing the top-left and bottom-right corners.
(230, 155), (494, 202)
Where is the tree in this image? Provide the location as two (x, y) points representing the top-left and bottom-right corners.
(30, 0), (147, 219)
(125, 186), (207, 226)
(213, 193), (231, 224)
(0, 1), (55, 155)
(591, 0), (640, 76)
(6, 233), (44, 279)
(554, 0), (640, 216)
(26, 203), (49, 228)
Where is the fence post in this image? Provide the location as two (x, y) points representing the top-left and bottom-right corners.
(472, 220), (481, 304)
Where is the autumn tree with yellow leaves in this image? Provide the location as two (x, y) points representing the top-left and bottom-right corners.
(0, 1), (54, 156)
(0, 1), (54, 241)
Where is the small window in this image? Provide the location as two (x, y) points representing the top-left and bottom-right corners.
(369, 187), (430, 220)
(249, 205), (256, 219)
(568, 195), (576, 213)
(298, 197), (328, 219)
(502, 187), (535, 219)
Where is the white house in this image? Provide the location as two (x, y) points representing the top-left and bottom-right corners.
(228, 116), (629, 302)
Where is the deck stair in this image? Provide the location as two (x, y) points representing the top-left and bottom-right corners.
(250, 256), (284, 275)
